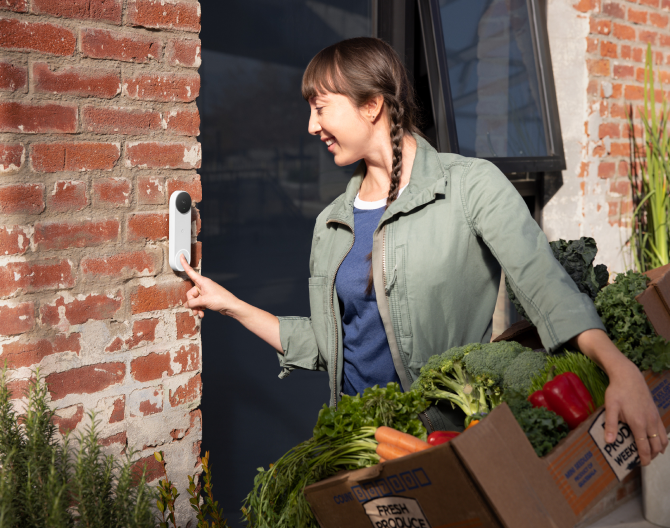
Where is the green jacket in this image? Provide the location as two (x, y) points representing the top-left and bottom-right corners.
(276, 135), (605, 431)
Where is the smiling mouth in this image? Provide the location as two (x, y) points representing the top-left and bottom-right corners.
(324, 138), (335, 146)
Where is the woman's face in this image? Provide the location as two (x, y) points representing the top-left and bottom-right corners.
(308, 92), (373, 166)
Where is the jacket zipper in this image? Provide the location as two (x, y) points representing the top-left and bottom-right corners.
(329, 220), (354, 409)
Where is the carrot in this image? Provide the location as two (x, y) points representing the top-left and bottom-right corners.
(376, 442), (412, 461)
(375, 426), (431, 453)
(466, 420), (480, 430)
(378, 457), (387, 464)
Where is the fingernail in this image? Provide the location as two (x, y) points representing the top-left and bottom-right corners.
(606, 433), (615, 443)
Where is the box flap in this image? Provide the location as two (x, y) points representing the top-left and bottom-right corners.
(492, 320), (544, 349)
(451, 404), (576, 528)
(637, 264), (670, 340)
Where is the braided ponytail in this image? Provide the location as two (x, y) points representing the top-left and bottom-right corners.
(386, 97), (405, 207)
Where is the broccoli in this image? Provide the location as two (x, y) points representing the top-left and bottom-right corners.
(502, 349), (549, 395)
(506, 395), (569, 457)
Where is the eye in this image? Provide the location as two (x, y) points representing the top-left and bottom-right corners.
(316, 107), (323, 115)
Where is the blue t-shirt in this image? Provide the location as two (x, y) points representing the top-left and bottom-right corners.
(335, 201), (402, 397)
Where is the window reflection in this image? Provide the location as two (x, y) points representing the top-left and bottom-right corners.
(439, 0), (548, 158)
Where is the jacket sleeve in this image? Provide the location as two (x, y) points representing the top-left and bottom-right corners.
(460, 159), (606, 352)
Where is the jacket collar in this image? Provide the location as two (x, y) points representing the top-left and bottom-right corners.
(326, 134), (448, 227)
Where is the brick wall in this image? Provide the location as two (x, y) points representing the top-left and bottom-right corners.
(0, 0), (203, 523)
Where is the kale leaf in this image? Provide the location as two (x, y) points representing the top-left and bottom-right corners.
(506, 395), (569, 457)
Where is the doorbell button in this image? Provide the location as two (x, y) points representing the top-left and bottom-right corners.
(174, 249), (191, 272)
(169, 190), (192, 272)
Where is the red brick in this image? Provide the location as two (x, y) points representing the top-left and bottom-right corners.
(639, 30), (658, 44)
(7, 378), (30, 399)
(31, 142), (120, 172)
(627, 7), (647, 24)
(32, 0), (122, 23)
(164, 109), (200, 136)
(47, 180), (88, 213)
(172, 343), (199, 374)
(192, 207), (201, 235)
(1, 333), (80, 369)
(132, 387), (163, 416)
(598, 161), (616, 178)
(82, 106), (161, 135)
(47, 362), (125, 401)
(0, 102), (77, 133)
(587, 37), (599, 53)
(176, 311), (198, 339)
(610, 83), (623, 98)
(127, 0), (200, 32)
(82, 249), (161, 279)
(0, 0), (27, 12)
(131, 351), (171, 382)
(81, 28), (161, 63)
(587, 79), (599, 96)
(575, 0), (599, 12)
(125, 142), (201, 169)
(109, 395), (125, 422)
(131, 280), (192, 314)
(53, 404), (84, 434)
(636, 67), (646, 83)
(41, 291), (123, 327)
(137, 175), (165, 204)
(33, 63), (121, 99)
(621, 45), (632, 59)
(127, 212), (168, 241)
(166, 38), (201, 67)
(603, 2), (625, 17)
(167, 174), (202, 202)
(600, 41), (617, 58)
(123, 72), (200, 102)
(633, 47), (644, 62)
(92, 177), (131, 206)
(587, 58), (610, 76)
(610, 179), (631, 195)
(191, 241), (201, 268)
(126, 318), (159, 349)
(34, 219), (119, 250)
(0, 18), (76, 55)
(131, 454), (163, 483)
(170, 408), (201, 440)
(0, 183), (44, 214)
(99, 431), (126, 447)
(613, 64), (634, 79)
(0, 259), (74, 298)
(650, 12), (669, 27)
(0, 301), (34, 336)
(663, 0), (670, 8)
(0, 143), (24, 172)
(619, 160), (629, 176)
(640, 0), (659, 6)
(613, 22), (636, 40)
(169, 373), (201, 407)
(0, 61), (26, 92)
(591, 18), (611, 35)
(624, 84), (644, 100)
(610, 141), (631, 156)
(0, 225), (29, 256)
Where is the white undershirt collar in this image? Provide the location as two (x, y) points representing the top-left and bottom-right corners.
(354, 184), (408, 210)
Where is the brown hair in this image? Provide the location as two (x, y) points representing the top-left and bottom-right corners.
(302, 37), (421, 206)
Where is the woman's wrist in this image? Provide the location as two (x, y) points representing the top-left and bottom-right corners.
(572, 328), (639, 379)
(219, 295), (245, 319)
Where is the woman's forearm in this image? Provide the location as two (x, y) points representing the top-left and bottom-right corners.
(227, 299), (283, 353)
(572, 328), (637, 376)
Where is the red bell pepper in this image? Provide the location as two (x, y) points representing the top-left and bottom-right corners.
(427, 431), (460, 446)
(528, 372), (595, 430)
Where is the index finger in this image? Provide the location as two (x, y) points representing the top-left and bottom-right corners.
(180, 253), (202, 285)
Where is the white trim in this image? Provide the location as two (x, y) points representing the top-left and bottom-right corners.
(354, 185), (408, 210)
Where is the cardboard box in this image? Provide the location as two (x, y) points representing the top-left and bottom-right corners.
(638, 262), (670, 340)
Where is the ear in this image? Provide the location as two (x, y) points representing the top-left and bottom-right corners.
(363, 95), (384, 122)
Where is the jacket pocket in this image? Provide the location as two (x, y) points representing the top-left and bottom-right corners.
(308, 276), (329, 316)
(395, 246), (413, 337)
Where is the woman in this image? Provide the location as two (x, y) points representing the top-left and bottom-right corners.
(181, 38), (666, 463)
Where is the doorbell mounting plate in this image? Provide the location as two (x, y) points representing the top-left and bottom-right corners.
(169, 190), (192, 272)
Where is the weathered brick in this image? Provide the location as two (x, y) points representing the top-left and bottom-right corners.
(0, 17), (76, 55)
(137, 175), (165, 204)
(590, 18), (611, 35)
(0, 143), (24, 172)
(640, 0), (659, 6)
(624, 84), (644, 100)
(191, 241), (201, 267)
(131, 280), (192, 314)
(0, 259), (74, 298)
(82, 249), (160, 279)
(0, 0), (27, 12)
(0, 61), (26, 91)
(127, 0), (200, 32)
(587, 58), (610, 76)
(7, 378), (30, 399)
(0, 301), (35, 336)
(127, 318), (159, 349)
(130, 386), (163, 416)
(82, 106), (161, 134)
(587, 36), (599, 54)
(627, 7), (647, 24)
(131, 454), (163, 483)
(41, 291), (123, 327)
(81, 27), (161, 63)
(123, 72), (200, 102)
(639, 30), (658, 44)
(127, 212), (168, 241)
(125, 142), (201, 169)
(33, 63), (121, 99)
(600, 41), (617, 58)
(47, 362), (125, 400)
(176, 311), (198, 339)
(32, 0), (122, 23)
(31, 142), (120, 172)
(598, 161), (616, 178)
(0, 183), (44, 214)
(92, 177), (131, 207)
(53, 404), (84, 434)
(613, 64), (634, 79)
(47, 180), (88, 213)
(131, 351), (171, 382)
(0, 225), (29, 256)
(167, 174), (201, 202)
(166, 38), (201, 67)
(34, 219), (119, 250)
(574, 0), (598, 12)
(100, 431), (127, 447)
(621, 45), (632, 59)
(1, 333), (80, 369)
(109, 395), (125, 422)
(618, 160), (629, 177)
(610, 179), (631, 195)
(172, 343), (199, 375)
(0, 102), (77, 133)
(603, 2), (625, 18)
(169, 408), (201, 440)
(610, 141), (631, 156)
(192, 207), (201, 235)
(164, 109), (200, 136)
(650, 12), (669, 27)
(613, 22), (636, 40)
(169, 373), (201, 407)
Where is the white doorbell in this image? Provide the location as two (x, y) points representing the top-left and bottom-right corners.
(169, 190), (192, 272)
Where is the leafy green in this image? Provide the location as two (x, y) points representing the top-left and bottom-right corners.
(507, 237), (609, 320)
(502, 350), (549, 395)
(505, 395), (569, 457)
(595, 270), (670, 372)
(243, 383), (428, 528)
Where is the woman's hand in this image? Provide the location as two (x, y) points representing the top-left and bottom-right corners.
(574, 329), (668, 465)
(180, 254), (241, 318)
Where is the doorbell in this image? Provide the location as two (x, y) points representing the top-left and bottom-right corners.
(169, 190), (192, 272)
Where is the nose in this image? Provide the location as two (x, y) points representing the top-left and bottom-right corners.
(308, 109), (321, 136)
